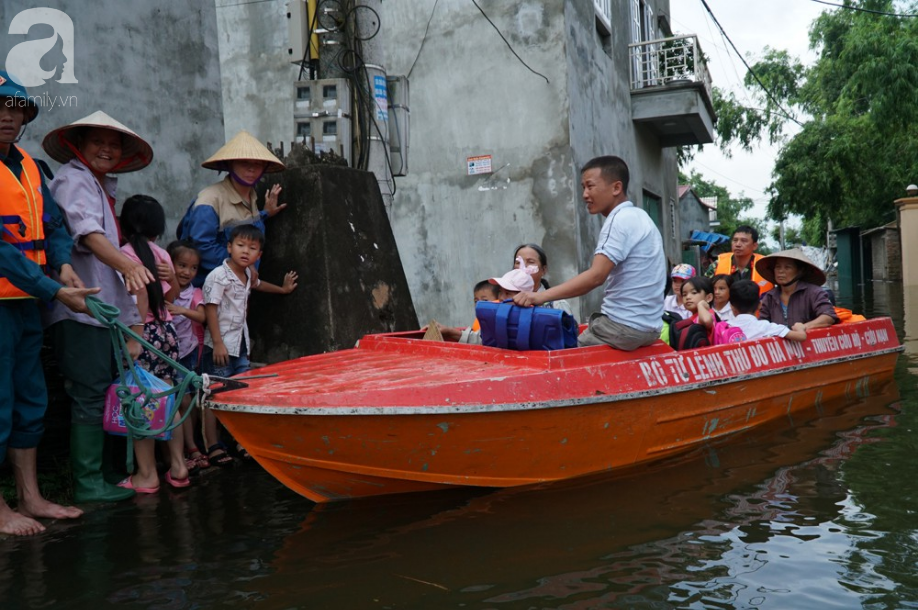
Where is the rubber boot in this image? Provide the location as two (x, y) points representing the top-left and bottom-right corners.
(70, 424), (135, 503)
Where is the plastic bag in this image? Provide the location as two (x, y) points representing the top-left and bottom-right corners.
(103, 366), (177, 440)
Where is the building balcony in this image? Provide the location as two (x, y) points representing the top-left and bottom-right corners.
(628, 35), (716, 147)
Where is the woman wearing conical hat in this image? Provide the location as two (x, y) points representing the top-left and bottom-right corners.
(181, 130), (286, 286)
(755, 248), (838, 329)
(41, 110), (157, 504)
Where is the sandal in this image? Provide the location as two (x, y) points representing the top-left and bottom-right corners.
(207, 442), (235, 468)
(236, 444), (254, 461)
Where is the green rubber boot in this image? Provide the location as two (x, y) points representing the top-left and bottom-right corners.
(70, 424), (135, 503)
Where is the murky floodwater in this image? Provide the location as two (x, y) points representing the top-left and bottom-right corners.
(3, 282), (918, 609)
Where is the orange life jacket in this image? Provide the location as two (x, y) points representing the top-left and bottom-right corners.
(834, 307), (866, 324)
(714, 252), (774, 295)
(0, 147), (47, 300)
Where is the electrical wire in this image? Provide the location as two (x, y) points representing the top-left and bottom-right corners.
(468, 0), (550, 84)
(697, 0), (803, 127)
(408, 0), (440, 78)
(808, 0), (917, 17)
(215, 0), (279, 8)
(336, 4), (397, 195)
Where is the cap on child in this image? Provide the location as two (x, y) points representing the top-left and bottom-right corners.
(490, 269), (535, 293)
(671, 264), (696, 279)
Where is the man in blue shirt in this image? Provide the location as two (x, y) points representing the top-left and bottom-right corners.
(0, 71), (99, 536)
(514, 155), (666, 350)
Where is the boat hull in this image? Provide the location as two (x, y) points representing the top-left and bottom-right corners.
(211, 319), (901, 503)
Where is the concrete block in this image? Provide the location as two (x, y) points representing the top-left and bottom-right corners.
(248, 165), (418, 363)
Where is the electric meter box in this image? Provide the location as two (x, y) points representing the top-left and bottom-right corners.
(387, 75), (409, 176)
(293, 79), (352, 165)
(286, 0), (308, 63)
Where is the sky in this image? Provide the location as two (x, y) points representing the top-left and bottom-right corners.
(671, 0), (828, 226)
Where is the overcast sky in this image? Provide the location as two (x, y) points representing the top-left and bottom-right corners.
(671, 0), (828, 223)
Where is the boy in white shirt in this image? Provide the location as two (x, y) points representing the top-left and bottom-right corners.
(728, 280), (807, 342)
(202, 224), (297, 464)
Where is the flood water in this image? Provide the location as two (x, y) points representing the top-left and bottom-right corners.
(3, 282), (918, 609)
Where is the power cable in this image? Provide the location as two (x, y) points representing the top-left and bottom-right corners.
(807, 0), (917, 17)
(408, 0), (440, 78)
(469, 0), (550, 84)
(215, 0), (279, 8)
(697, 0), (803, 127)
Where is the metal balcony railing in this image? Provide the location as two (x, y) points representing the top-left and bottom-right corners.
(628, 34), (712, 101)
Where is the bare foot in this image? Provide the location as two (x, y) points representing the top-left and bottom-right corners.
(19, 496), (83, 520)
(0, 502), (45, 536)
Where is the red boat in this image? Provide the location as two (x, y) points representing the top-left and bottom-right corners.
(207, 318), (902, 503)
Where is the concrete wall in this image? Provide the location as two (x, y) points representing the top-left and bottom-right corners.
(564, 0), (680, 314)
(214, 0), (298, 148)
(386, 1), (578, 325)
(0, 0), (225, 235)
(679, 190), (711, 245)
(213, 0), (681, 325)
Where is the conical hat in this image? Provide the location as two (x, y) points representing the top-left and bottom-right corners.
(755, 248), (826, 286)
(201, 130), (285, 173)
(41, 110), (153, 173)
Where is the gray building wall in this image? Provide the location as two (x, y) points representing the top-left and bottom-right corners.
(214, 0), (681, 325)
(387, 0), (680, 323)
(214, 0), (297, 148)
(0, 0), (225, 235)
(679, 189), (711, 241)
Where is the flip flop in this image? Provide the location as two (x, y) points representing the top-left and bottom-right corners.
(117, 476), (160, 494)
(165, 472), (191, 489)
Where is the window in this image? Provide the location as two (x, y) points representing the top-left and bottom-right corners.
(594, 0), (612, 35)
(644, 191), (663, 231)
(630, 0), (661, 87)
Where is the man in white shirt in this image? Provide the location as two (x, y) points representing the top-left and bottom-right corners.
(514, 156), (666, 350)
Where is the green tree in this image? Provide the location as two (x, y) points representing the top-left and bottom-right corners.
(711, 0), (916, 244)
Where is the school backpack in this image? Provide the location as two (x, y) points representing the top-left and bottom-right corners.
(712, 320), (746, 345)
(670, 318), (711, 350)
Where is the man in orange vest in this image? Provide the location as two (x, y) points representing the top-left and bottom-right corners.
(713, 225), (773, 295)
(0, 71), (100, 536)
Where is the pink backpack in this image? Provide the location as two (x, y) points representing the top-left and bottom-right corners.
(712, 321), (746, 345)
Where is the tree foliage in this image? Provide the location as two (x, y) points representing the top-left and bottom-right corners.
(712, 0), (917, 244)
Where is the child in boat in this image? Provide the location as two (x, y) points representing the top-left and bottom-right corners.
(712, 274), (735, 322)
(430, 265), (536, 344)
(165, 240), (209, 474)
(202, 224), (298, 466)
(680, 276), (716, 331)
(474, 279), (500, 303)
(663, 264), (694, 319)
(454, 280), (500, 344)
(726, 280), (807, 341)
(118, 195), (189, 492)
(489, 261), (536, 301)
